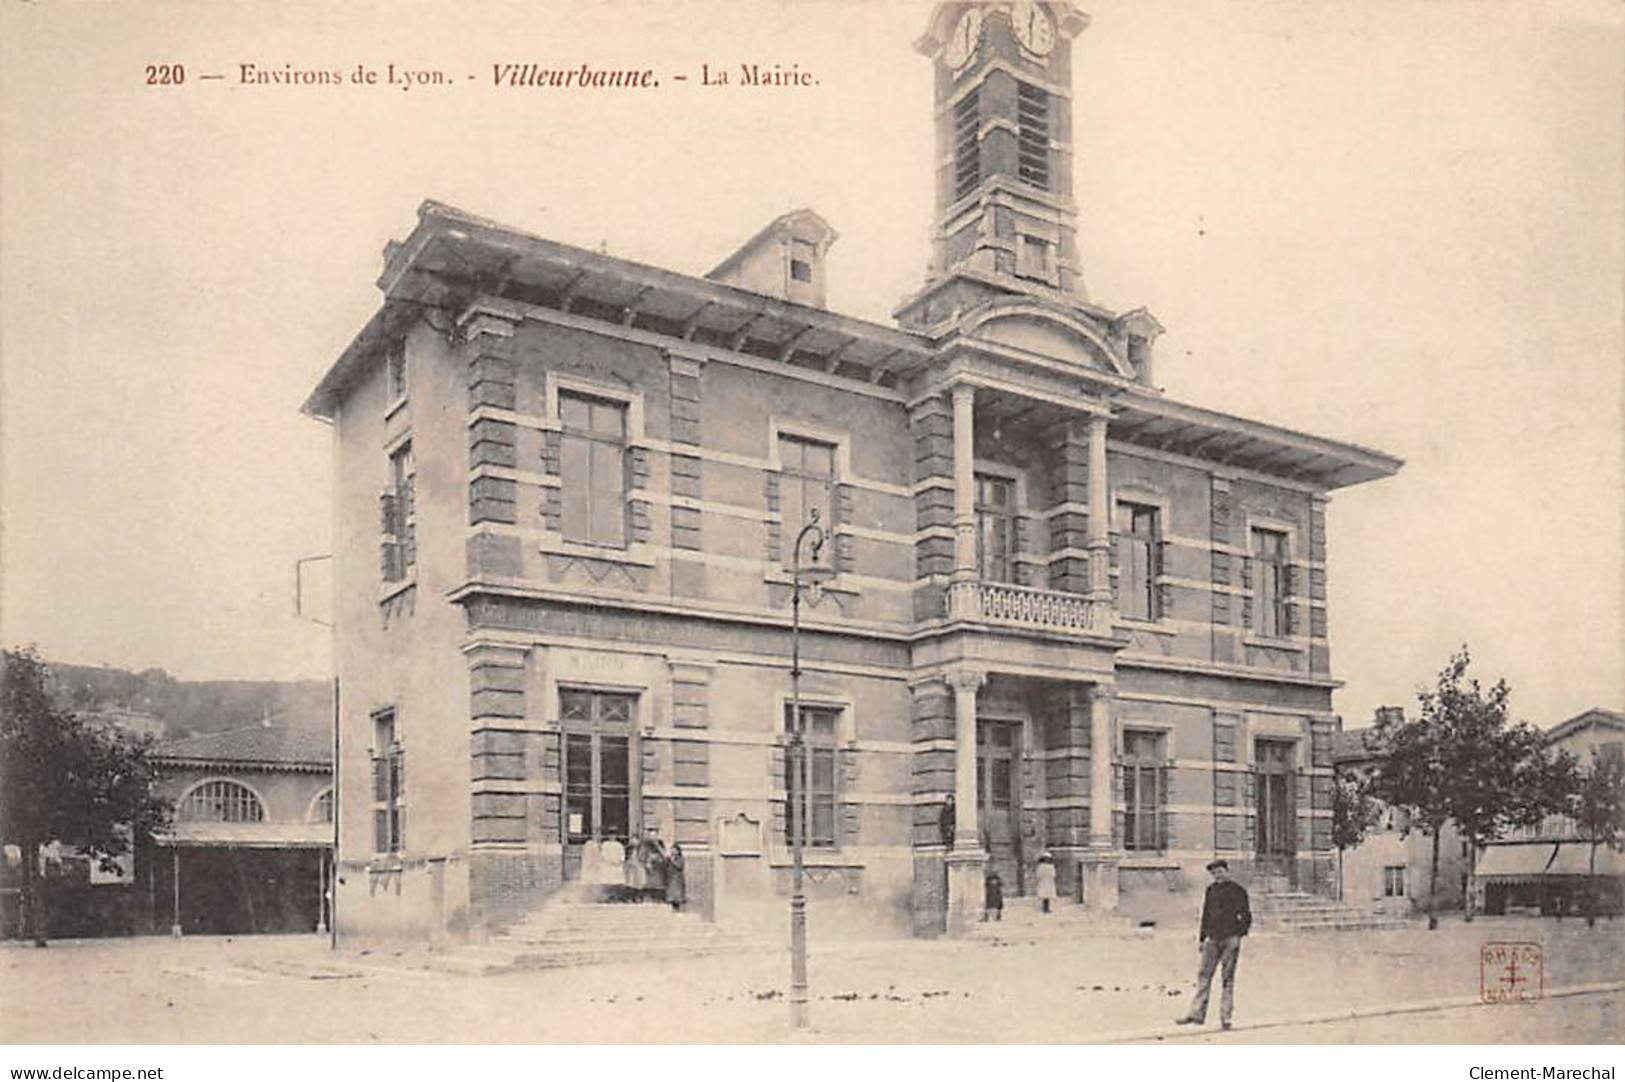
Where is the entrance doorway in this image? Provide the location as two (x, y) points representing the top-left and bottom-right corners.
(560, 689), (636, 882)
(1255, 738), (1297, 885)
(977, 720), (1023, 894)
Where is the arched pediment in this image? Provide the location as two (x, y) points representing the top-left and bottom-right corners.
(960, 301), (1135, 379)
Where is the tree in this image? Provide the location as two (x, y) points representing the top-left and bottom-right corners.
(1, 649), (171, 945)
(1571, 747), (1625, 927)
(1330, 766), (1380, 902)
(1368, 649), (1563, 929)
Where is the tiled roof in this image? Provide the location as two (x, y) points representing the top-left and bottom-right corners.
(1331, 728), (1380, 763)
(155, 725), (332, 768)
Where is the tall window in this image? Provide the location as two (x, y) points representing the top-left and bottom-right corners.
(179, 780), (264, 823)
(784, 705), (839, 848)
(1383, 865), (1407, 898)
(953, 88), (981, 201)
(1122, 730), (1165, 852)
(372, 709), (404, 854)
(1251, 528), (1289, 637)
(779, 435), (835, 569)
(975, 473), (1015, 583)
(1114, 502), (1161, 621)
(559, 391), (628, 547)
(380, 442), (415, 582)
(976, 722), (1015, 814)
(386, 343), (408, 405)
(1016, 81), (1050, 190)
(310, 788), (334, 824)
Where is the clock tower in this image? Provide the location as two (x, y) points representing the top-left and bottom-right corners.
(899, 2), (1101, 330)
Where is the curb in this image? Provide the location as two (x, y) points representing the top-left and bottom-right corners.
(1105, 981), (1625, 1043)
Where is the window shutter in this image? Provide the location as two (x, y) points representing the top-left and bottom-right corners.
(394, 807), (405, 852)
(372, 755), (387, 802)
(379, 542), (398, 581)
(1158, 764), (1172, 850)
(764, 471), (780, 513)
(1108, 531), (1122, 603)
(374, 809), (389, 853)
(380, 491), (399, 536)
(1282, 563), (1300, 636)
(833, 484), (855, 572)
(541, 430), (562, 476)
(1240, 556), (1254, 628)
(1154, 538), (1172, 619)
(401, 475), (415, 522)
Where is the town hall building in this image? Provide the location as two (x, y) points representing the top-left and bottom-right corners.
(304, 2), (1402, 941)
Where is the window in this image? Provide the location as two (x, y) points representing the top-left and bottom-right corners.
(1114, 502), (1161, 621)
(309, 788), (334, 824)
(1016, 81), (1050, 190)
(1251, 527), (1289, 637)
(1016, 235), (1051, 281)
(372, 709), (404, 854)
(380, 442), (415, 582)
(783, 704), (839, 848)
(559, 391), (628, 547)
(1383, 865), (1407, 898)
(977, 722), (1015, 813)
(975, 473), (1016, 583)
(789, 239), (815, 284)
(953, 88), (981, 201)
(560, 690), (634, 845)
(1122, 730), (1166, 851)
(386, 343), (407, 405)
(179, 780), (264, 823)
(779, 435), (835, 569)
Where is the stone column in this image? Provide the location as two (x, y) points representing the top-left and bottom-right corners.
(948, 384), (980, 621)
(1083, 682), (1119, 911)
(1086, 412), (1111, 603)
(946, 667), (987, 934)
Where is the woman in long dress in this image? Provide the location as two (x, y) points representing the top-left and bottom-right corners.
(665, 844), (687, 912)
(1036, 851), (1058, 914)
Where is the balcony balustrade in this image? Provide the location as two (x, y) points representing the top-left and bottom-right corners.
(946, 578), (1107, 636)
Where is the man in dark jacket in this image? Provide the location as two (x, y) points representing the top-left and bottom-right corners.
(1175, 858), (1252, 1030)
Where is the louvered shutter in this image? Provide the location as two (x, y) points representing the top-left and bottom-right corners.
(1283, 564), (1301, 636)
(1240, 555), (1255, 629)
(1158, 764), (1172, 850)
(373, 755), (388, 802)
(1108, 531), (1122, 603)
(380, 491), (399, 536)
(374, 809), (389, 853)
(1154, 538), (1173, 619)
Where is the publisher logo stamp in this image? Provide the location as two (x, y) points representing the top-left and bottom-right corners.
(1481, 941), (1543, 1004)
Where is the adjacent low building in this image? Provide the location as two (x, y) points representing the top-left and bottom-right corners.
(149, 725), (335, 935)
(304, 2), (1402, 943)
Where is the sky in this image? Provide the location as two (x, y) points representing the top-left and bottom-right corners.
(1, 0), (1620, 732)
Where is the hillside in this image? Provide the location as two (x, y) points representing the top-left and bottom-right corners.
(43, 661), (332, 740)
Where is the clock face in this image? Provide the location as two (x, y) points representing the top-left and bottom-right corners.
(944, 8), (984, 69)
(1011, 0), (1054, 56)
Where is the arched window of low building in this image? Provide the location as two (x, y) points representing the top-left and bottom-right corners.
(308, 788), (334, 824)
(178, 779), (265, 823)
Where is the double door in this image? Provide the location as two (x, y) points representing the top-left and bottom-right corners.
(560, 690), (635, 882)
(1255, 738), (1297, 885)
(978, 720), (1024, 895)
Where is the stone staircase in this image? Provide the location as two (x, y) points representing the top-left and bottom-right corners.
(1253, 888), (1413, 934)
(427, 895), (767, 976)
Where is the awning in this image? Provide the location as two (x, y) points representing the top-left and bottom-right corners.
(1476, 842), (1623, 879)
(157, 822), (332, 849)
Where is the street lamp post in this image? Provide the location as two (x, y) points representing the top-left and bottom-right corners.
(789, 508), (829, 1030)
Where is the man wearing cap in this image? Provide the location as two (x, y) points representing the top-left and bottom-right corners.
(1175, 858), (1252, 1030)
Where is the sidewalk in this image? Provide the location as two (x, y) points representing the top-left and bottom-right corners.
(2, 915), (1620, 1044)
